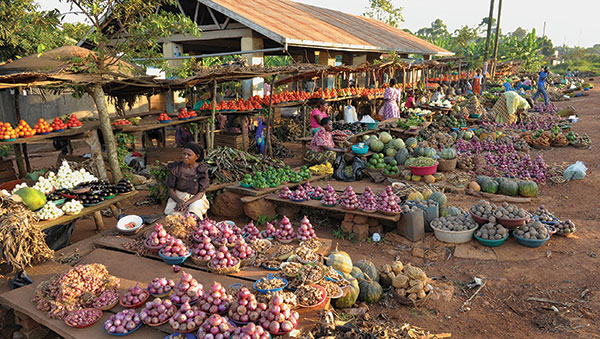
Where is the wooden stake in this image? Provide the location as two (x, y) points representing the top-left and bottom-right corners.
(265, 75), (276, 157)
(93, 211), (105, 231)
(210, 79), (217, 150)
(86, 129), (108, 180)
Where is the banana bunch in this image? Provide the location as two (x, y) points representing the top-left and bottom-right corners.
(309, 162), (333, 175)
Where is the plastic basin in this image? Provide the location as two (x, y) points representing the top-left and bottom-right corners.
(512, 231), (550, 248)
(298, 285), (328, 310)
(158, 250), (191, 265)
(253, 274), (288, 293)
(469, 210), (489, 225)
(365, 122), (379, 130)
(497, 216), (528, 229)
(409, 163), (438, 176)
(474, 233), (509, 247)
(117, 215), (143, 235)
(351, 145), (369, 155)
(431, 225), (476, 244)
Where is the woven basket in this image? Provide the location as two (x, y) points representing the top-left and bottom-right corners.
(393, 288), (432, 307)
(191, 256), (209, 266)
(208, 260), (241, 275)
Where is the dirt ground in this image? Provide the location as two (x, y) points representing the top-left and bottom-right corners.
(10, 81), (600, 338)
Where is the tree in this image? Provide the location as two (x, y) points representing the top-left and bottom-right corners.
(510, 27), (527, 41)
(0, 0), (63, 61)
(61, 22), (91, 45)
(62, 0), (201, 181)
(362, 0), (404, 28)
(416, 19), (450, 43)
(478, 16), (496, 34)
(452, 26), (479, 50)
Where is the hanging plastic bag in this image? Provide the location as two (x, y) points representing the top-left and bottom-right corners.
(344, 105), (358, 123)
(334, 153), (366, 182)
(563, 161), (587, 181)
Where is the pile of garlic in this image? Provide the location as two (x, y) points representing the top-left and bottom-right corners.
(48, 161), (97, 190)
(37, 202), (64, 220)
(62, 200), (83, 214)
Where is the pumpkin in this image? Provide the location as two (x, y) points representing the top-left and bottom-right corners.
(475, 175), (491, 186)
(403, 171), (412, 181)
(358, 277), (383, 303)
(325, 244), (353, 274)
(333, 272), (359, 308)
(421, 189), (433, 200)
(468, 181), (481, 192)
(499, 180), (519, 196)
(423, 147), (437, 158)
(350, 266), (365, 280)
(440, 148), (456, 160)
(407, 191), (424, 202)
(395, 148), (409, 165)
(518, 180), (539, 197)
(423, 175), (435, 184)
(440, 206), (464, 217)
(433, 172), (444, 181)
(411, 175), (422, 182)
(429, 191), (447, 207)
(481, 179), (499, 194)
(405, 137), (418, 149)
(354, 259), (379, 282)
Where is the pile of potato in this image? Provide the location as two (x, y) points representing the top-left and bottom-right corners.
(470, 200), (496, 219)
(494, 202), (527, 219)
(514, 220), (549, 240)
(475, 217), (508, 240)
(400, 204), (420, 213)
(380, 261), (431, 302)
(431, 216), (478, 232)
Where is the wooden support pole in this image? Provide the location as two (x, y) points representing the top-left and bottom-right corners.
(13, 144), (26, 178)
(302, 103), (307, 138)
(109, 205), (120, 219)
(241, 115), (248, 152)
(93, 211), (105, 231)
(265, 75), (276, 158)
(210, 79), (217, 150)
(22, 143), (31, 172)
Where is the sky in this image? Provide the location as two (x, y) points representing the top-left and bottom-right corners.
(38, 0), (599, 48)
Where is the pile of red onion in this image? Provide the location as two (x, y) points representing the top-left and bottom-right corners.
(321, 185), (338, 205)
(231, 238), (256, 260)
(104, 309), (141, 334)
(196, 314), (236, 339)
(169, 301), (207, 332)
(340, 186), (359, 210)
(242, 221), (262, 241)
(92, 289), (119, 309)
(275, 217), (296, 242)
(279, 187), (292, 199)
(258, 295), (299, 334)
(231, 322), (270, 339)
(297, 216), (316, 241)
(122, 283), (148, 306)
(358, 186), (378, 211)
(210, 246), (240, 269)
(170, 271), (203, 305)
(147, 277), (175, 296)
(198, 282), (233, 314)
(310, 186), (325, 199)
(140, 297), (176, 325)
(192, 235), (217, 261)
(215, 223), (240, 246)
(227, 287), (266, 324)
(379, 186), (401, 213)
(146, 223), (171, 247)
(290, 186), (307, 201)
(65, 308), (102, 327)
(263, 222), (277, 238)
(162, 238), (190, 257)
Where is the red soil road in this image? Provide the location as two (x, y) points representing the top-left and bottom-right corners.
(13, 81), (600, 338)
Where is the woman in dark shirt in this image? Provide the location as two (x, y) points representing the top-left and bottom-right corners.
(164, 142), (210, 218)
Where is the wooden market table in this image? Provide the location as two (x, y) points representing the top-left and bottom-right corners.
(38, 191), (138, 231)
(0, 247), (325, 339)
(226, 173), (330, 198)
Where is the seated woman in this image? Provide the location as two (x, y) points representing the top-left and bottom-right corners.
(164, 143), (210, 219)
(405, 91), (416, 109)
(304, 117), (346, 165)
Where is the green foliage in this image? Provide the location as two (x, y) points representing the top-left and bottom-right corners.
(114, 132), (136, 177)
(256, 214), (278, 226)
(149, 161), (169, 202)
(333, 227), (356, 242)
(362, 0), (404, 28)
(0, 145), (10, 159)
(0, 0), (63, 61)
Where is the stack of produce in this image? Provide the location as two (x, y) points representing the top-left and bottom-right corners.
(469, 200), (497, 220)
(161, 238), (190, 257)
(340, 186), (359, 210)
(104, 309), (141, 335)
(557, 220), (576, 235)
(0, 122), (17, 140)
(381, 261), (431, 302)
(122, 284), (149, 306)
(232, 323), (270, 338)
(259, 295), (299, 334)
(34, 118), (53, 134)
(32, 264), (120, 319)
(210, 246), (240, 269)
(146, 223), (172, 248)
(140, 298), (176, 325)
(228, 287), (266, 324)
(192, 235), (216, 262)
(196, 314), (236, 338)
(15, 120), (35, 137)
(310, 186), (325, 200)
(475, 218), (508, 240)
(358, 187), (378, 212)
(430, 216), (478, 232)
(379, 186), (401, 214)
(263, 222), (277, 238)
(494, 202), (528, 219)
(92, 289), (120, 309)
(231, 238), (256, 261)
(169, 301), (206, 332)
(170, 271), (203, 305)
(204, 147), (285, 184)
(275, 216), (296, 242)
(290, 186), (308, 201)
(321, 185), (338, 206)
(37, 202), (64, 220)
(198, 282), (233, 314)
(242, 221), (262, 241)
(303, 182), (314, 195)
(147, 277), (176, 296)
(297, 216), (316, 241)
(51, 117), (68, 131)
(279, 187), (292, 199)
(43, 160), (97, 190)
(116, 178), (134, 193)
(66, 114), (82, 128)
(214, 222), (240, 246)
(514, 220), (549, 239)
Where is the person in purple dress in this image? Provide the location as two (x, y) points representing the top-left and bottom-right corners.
(378, 79), (401, 120)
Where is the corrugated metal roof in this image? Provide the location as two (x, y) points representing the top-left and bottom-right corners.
(200, 0), (452, 56)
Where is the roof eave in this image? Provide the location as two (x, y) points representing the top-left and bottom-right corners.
(285, 38), (454, 56)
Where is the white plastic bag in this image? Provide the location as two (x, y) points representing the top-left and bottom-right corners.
(563, 161), (587, 181)
(344, 105), (358, 123)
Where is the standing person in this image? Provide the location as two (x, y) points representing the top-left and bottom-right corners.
(164, 143), (210, 219)
(472, 69), (483, 95)
(532, 66), (549, 105)
(310, 99), (329, 135)
(378, 79), (401, 120)
(304, 117), (346, 165)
